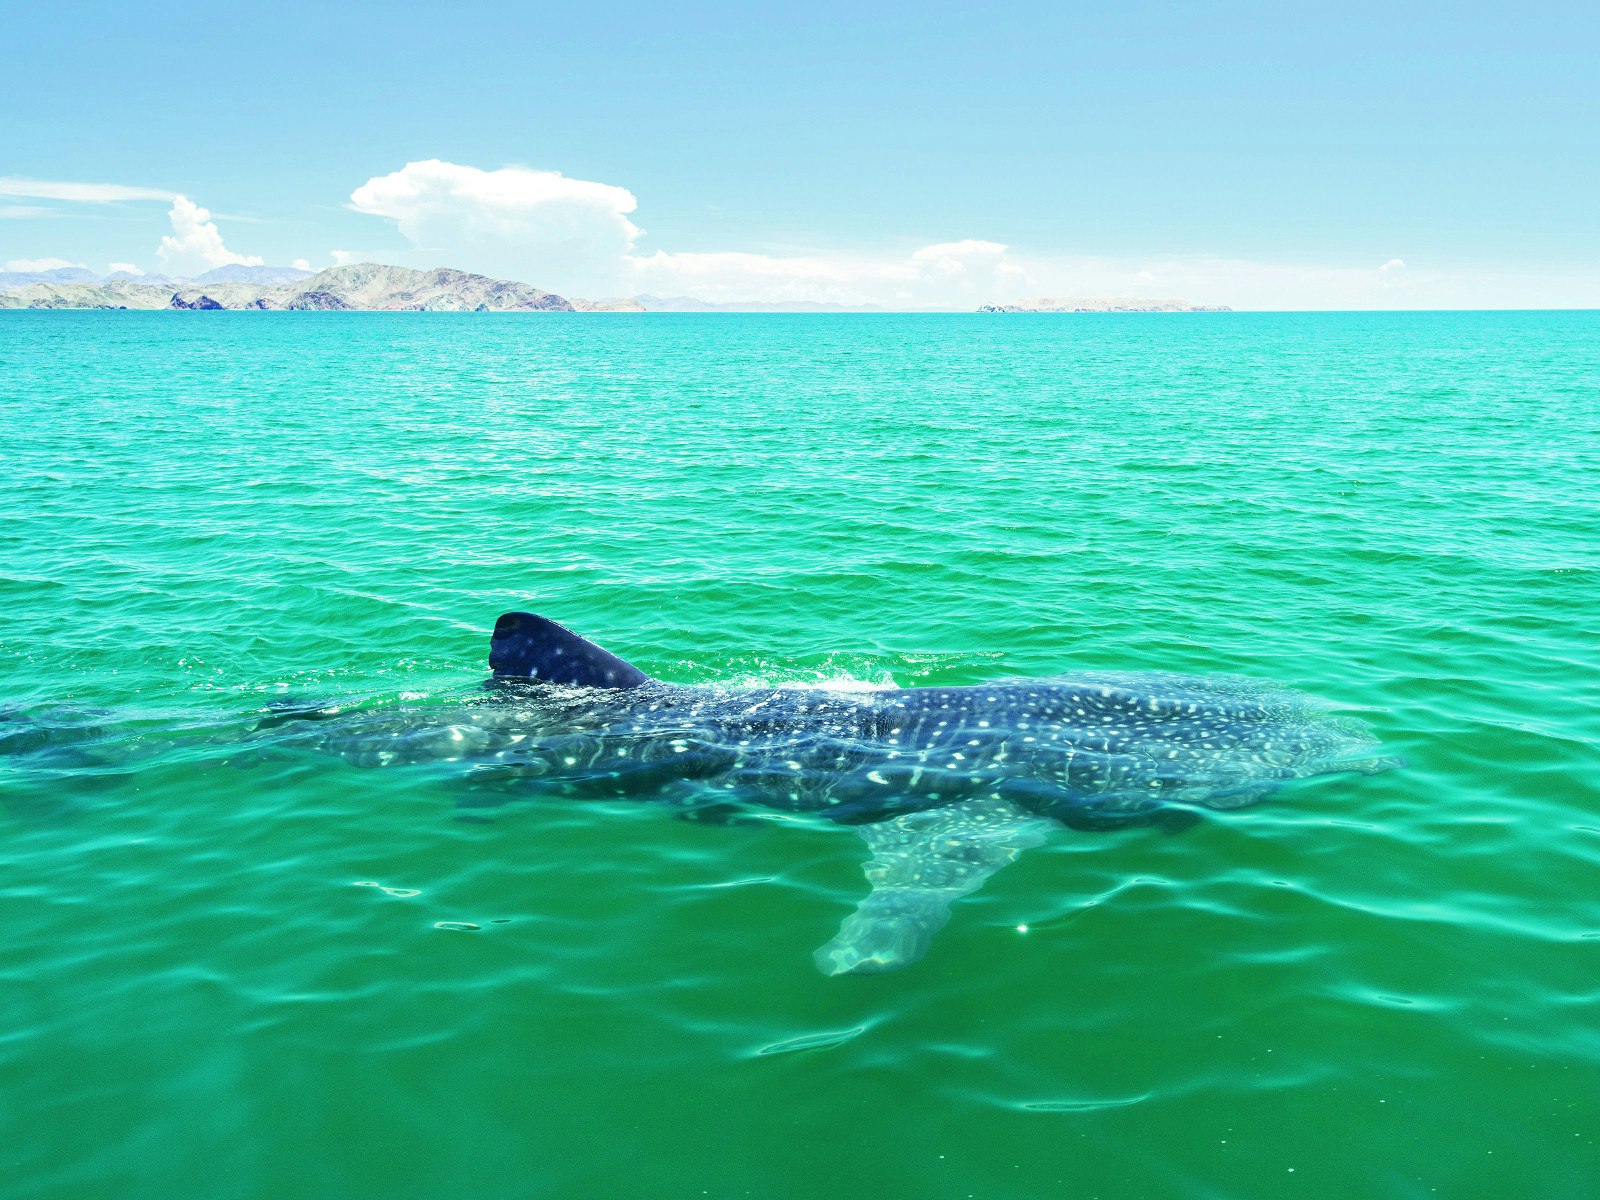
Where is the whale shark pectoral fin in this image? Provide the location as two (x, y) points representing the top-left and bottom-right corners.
(488, 612), (652, 688)
(814, 796), (1050, 977)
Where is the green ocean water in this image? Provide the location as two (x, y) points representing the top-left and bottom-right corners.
(2, 309), (1597, 1199)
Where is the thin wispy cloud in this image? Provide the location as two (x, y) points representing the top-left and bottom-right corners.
(4, 256), (87, 272)
(624, 240), (1031, 306)
(0, 177), (176, 203)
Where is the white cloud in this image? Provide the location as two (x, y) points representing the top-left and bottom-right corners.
(623, 249), (882, 301)
(348, 159), (640, 290)
(909, 239), (1021, 279)
(340, 158), (1600, 309)
(342, 160), (1030, 305)
(1027, 253), (1453, 310)
(0, 205), (54, 219)
(292, 258), (311, 271)
(907, 239), (1030, 299)
(4, 256), (86, 272)
(326, 248), (410, 268)
(108, 262), (144, 275)
(0, 177), (175, 203)
(155, 195), (263, 274)
(625, 239), (1031, 307)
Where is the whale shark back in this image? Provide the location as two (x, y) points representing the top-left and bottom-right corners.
(489, 611), (652, 688)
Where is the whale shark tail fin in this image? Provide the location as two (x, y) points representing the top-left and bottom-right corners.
(489, 612), (652, 689)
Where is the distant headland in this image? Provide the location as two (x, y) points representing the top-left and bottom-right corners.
(0, 263), (1229, 314)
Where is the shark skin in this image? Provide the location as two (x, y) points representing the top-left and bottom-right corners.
(262, 611), (1400, 976)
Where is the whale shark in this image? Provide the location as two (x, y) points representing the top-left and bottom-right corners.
(262, 611), (1399, 975)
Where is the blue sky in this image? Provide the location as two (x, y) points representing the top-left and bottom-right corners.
(3, 0), (1596, 307)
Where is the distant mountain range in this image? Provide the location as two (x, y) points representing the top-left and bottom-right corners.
(189, 264), (318, 285)
(0, 265), (1228, 313)
(0, 263), (315, 292)
(0, 265), (103, 289)
(0, 264), (638, 312)
(0, 268), (888, 312)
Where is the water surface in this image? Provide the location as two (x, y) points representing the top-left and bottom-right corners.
(2, 310), (1597, 1199)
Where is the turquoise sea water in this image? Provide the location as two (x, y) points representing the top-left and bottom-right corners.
(2, 310), (1597, 1199)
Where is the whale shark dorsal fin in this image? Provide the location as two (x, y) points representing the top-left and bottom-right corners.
(489, 612), (652, 688)
(814, 796), (1049, 976)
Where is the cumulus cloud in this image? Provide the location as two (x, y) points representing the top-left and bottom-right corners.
(4, 256), (86, 271)
(1379, 258), (1406, 275)
(0, 177), (175, 203)
(909, 239), (1021, 279)
(348, 159), (640, 291)
(907, 239), (1030, 299)
(292, 258), (311, 271)
(108, 262), (144, 275)
(155, 195), (263, 274)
